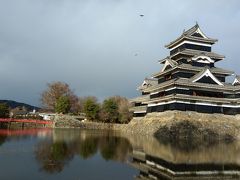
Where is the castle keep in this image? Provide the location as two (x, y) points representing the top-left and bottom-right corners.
(131, 24), (240, 116)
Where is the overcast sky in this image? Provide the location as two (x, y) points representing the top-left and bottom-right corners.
(0, 0), (240, 106)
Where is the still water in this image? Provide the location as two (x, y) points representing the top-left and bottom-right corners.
(0, 128), (240, 180)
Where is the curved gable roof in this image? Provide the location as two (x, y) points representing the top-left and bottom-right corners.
(191, 68), (224, 86)
(137, 78), (158, 91)
(233, 75), (240, 85)
(161, 59), (178, 72)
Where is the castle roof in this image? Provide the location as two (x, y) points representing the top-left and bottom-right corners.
(236, 75), (240, 82)
(160, 58), (178, 72)
(190, 68), (224, 85)
(159, 50), (225, 64)
(130, 95), (149, 103)
(137, 78), (158, 91)
(153, 63), (233, 78)
(144, 93), (240, 106)
(129, 105), (147, 113)
(170, 49), (225, 61)
(165, 24), (218, 49)
(165, 58), (178, 66)
(141, 77), (240, 94)
(233, 75), (240, 85)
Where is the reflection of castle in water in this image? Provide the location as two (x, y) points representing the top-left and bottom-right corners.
(129, 141), (240, 180)
(39, 129), (240, 179)
(23, 128), (240, 179)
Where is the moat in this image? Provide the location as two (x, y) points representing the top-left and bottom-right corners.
(1, 128), (240, 179)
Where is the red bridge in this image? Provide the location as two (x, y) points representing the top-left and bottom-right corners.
(0, 118), (53, 125)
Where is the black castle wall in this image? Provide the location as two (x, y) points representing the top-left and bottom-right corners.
(146, 103), (239, 115)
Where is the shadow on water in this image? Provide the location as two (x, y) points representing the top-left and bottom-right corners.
(0, 135), (7, 146)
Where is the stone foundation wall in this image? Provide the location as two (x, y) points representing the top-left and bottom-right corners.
(53, 115), (127, 131)
(53, 111), (240, 140)
(126, 111), (240, 140)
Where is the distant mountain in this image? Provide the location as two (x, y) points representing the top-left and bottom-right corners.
(0, 100), (40, 111)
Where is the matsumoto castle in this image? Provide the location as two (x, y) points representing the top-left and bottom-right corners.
(131, 23), (240, 116)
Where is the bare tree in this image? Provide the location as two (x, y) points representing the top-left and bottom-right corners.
(111, 96), (132, 123)
(41, 81), (80, 113)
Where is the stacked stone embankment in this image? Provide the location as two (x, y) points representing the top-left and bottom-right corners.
(53, 115), (127, 130)
(53, 111), (240, 141)
(125, 111), (240, 141)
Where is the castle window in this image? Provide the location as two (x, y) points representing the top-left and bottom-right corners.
(165, 74), (172, 80)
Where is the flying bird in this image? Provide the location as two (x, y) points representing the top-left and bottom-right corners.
(140, 14), (144, 17)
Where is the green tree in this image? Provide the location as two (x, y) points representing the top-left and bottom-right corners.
(0, 103), (9, 118)
(101, 98), (119, 123)
(83, 97), (100, 121)
(55, 96), (71, 114)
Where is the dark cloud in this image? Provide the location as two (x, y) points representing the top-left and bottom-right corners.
(0, 0), (240, 106)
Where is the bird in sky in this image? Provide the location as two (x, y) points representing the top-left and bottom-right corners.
(140, 14), (144, 17)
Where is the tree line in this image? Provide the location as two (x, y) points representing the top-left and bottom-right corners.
(0, 103), (9, 118)
(41, 81), (133, 124)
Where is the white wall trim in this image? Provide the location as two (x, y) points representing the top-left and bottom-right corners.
(148, 100), (240, 108)
(165, 87), (189, 92)
(170, 40), (211, 50)
(150, 87), (190, 94)
(134, 111), (146, 114)
(192, 69), (224, 86)
(192, 55), (214, 64)
(150, 92), (159, 95)
(164, 87), (177, 91)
